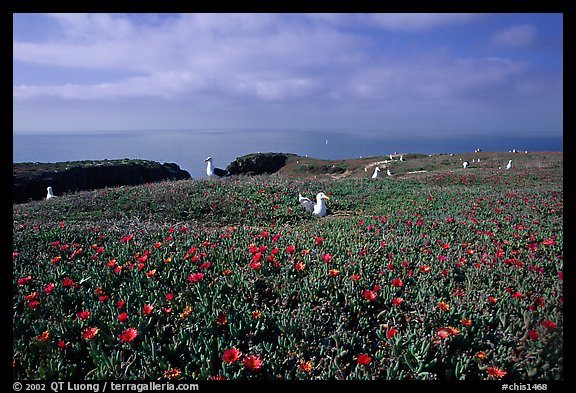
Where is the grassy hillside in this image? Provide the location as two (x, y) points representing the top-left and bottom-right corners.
(13, 152), (563, 381)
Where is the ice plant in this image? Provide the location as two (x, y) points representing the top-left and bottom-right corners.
(540, 320), (557, 330)
(35, 331), (50, 342)
(242, 354), (263, 371)
(77, 310), (91, 320)
(119, 327), (138, 343)
(187, 273), (204, 283)
(486, 366), (507, 379)
(163, 368), (182, 380)
(357, 354), (372, 365)
(299, 360), (313, 372)
(81, 327), (99, 340)
(222, 348), (242, 363)
(362, 289), (377, 301)
(142, 304), (154, 315)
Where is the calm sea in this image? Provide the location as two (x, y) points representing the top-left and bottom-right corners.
(13, 129), (563, 179)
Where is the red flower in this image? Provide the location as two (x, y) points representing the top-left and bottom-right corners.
(62, 278), (75, 288)
(329, 269), (340, 277)
(540, 320), (557, 330)
(142, 304), (154, 315)
(43, 283), (55, 294)
(486, 366), (507, 379)
(392, 297), (404, 306)
(81, 327), (99, 340)
(357, 354), (372, 365)
(187, 272), (204, 282)
(322, 253), (333, 263)
(419, 265), (431, 273)
(242, 354), (263, 371)
(27, 300), (39, 309)
(391, 278), (403, 287)
(438, 301), (450, 311)
(57, 340), (69, 349)
(166, 293), (174, 301)
(387, 328), (398, 339)
(294, 261), (306, 271)
(36, 331), (50, 342)
(285, 245), (296, 254)
(362, 289), (377, 301)
(18, 276), (32, 286)
(117, 312), (129, 323)
(222, 348), (242, 363)
(119, 327), (138, 343)
(77, 310), (91, 320)
(315, 237), (323, 245)
(528, 330), (539, 340)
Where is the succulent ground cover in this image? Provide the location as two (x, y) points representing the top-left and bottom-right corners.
(13, 153), (563, 380)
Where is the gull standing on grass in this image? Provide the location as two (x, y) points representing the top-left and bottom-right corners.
(46, 187), (56, 200)
(204, 157), (229, 178)
(299, 192), (330, 217)
(372, 167), (381, 179)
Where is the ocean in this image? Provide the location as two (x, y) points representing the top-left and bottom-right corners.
(13, 129), (563, 179)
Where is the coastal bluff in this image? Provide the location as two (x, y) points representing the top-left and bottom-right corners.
(13, 159), (190, 203)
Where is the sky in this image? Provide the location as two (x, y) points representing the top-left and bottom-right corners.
(13, 13), (563, 136)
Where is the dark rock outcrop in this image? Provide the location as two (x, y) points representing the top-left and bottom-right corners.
(13, 159), (190, 203)
(226, 153), (292, 175)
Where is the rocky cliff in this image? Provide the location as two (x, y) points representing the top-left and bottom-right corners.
(226, 153), (293, 175)
(13, 159), (191, 203)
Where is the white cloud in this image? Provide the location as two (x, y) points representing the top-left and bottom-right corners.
(492, 24), (538, 48)
(306, 13), (482, 31)
(12, 13), (560, 121)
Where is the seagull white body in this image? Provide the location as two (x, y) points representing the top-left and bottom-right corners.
(204, 157), (229, 178)
(463, 161), (469, 169)
(372, 167), (381, 179)
(505, 160), (512, 170)
(387, 169), (394, 177)
(299, 192), (330, 217)
(46, 187), (56, 199)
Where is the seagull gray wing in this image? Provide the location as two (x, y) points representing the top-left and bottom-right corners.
(299, 194), (315, 213)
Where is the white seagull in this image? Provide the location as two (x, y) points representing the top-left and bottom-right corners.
(204, 157), (229, 178)
(372, 167), (381, 179)
(505, 160), (512, 170)
(386, 168), (395, 177)
(463, 161), (469, 169)
(46, 186), (56, 200)
(299, 192), (330, 217)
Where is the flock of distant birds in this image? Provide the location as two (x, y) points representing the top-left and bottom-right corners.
(45, 151), (525, 218)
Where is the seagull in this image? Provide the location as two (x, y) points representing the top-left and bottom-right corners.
(505, 160), (512, 170)
(386, 168), (395, 177)
(399, 155), (405, 161)
(463, 161), (469, 169)
(204, 157), (229, 178)
(372, 167), (381, 179)
(46, 186), (56, 200)
(299, 192), (330, 217)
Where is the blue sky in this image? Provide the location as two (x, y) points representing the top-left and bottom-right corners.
(13, 13), (563, 135)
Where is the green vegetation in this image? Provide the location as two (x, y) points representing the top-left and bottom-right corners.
(13, 153), (563, 380)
